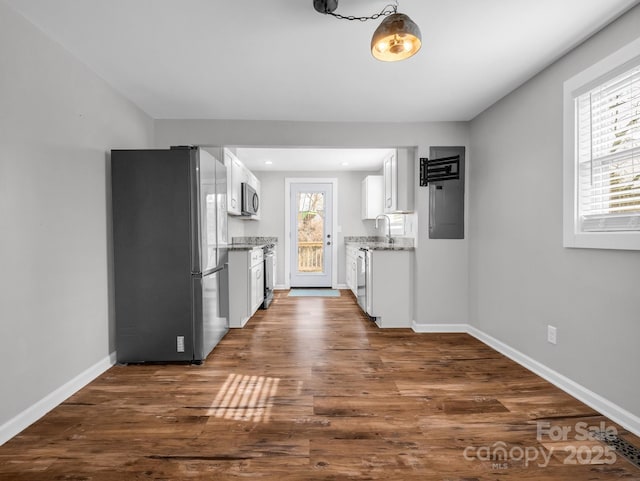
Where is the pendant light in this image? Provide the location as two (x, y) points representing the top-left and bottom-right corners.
(313, 0), (422, 62)
(371, 13), (421, 62)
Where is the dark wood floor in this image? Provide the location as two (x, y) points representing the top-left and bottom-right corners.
(1, 290), (639, 480)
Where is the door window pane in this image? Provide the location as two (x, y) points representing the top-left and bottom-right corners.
(297, 192), (325, 273)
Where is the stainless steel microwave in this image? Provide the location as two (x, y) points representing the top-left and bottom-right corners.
(241, 182), (259, 216)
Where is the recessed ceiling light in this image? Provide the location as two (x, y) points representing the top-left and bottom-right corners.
(341, 162), (349, 166)
(264, 160), (273, 165)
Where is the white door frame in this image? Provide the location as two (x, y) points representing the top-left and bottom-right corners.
(284, 178), (338, 289)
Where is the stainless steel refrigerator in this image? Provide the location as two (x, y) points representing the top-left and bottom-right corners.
(111, 146), (229, 363)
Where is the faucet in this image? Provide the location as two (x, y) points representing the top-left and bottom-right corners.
(375, 214), (394, 244)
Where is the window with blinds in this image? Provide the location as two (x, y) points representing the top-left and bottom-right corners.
(576, 63), (640, 232)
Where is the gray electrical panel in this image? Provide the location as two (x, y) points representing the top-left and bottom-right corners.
(428, 146), (465, 239)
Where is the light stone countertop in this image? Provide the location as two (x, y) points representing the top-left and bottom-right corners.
(345, 241), (415, 252)
(228, 236), (278, 251)
(227, 244), (269, 251)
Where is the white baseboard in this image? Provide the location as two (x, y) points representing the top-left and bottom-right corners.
(412, 322), (470, 333)
(466, 326), (640, 437)
(411, 323), (640, 437)
(334, 284), (349, 290)
(0, 351), (117, 446)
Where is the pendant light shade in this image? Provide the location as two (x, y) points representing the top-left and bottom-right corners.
(371, 13), (421, 62)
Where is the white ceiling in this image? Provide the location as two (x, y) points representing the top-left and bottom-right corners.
(236, 147), (394, 171)
(5, 0), (639, 122)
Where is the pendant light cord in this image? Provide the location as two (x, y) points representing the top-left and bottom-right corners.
(327, 1), (398, 21)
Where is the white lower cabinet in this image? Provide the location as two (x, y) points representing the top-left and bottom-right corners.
(251, 258), (264, 313)
(368, 250), (412, 328)
(345, 245), (359, 296)
(229, 248), (264, 328)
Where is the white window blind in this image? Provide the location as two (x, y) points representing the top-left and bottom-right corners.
(576, 63), (640, 232)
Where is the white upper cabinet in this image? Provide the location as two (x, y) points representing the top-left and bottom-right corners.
(383, 148), (415, 213)
(383, 151), (396, 212)
(224, 148), (260, 220)
(362, 175), (384, 220)
(225, 149), (242, 215)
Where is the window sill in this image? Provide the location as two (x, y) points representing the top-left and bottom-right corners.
(563, 231), (640, 251)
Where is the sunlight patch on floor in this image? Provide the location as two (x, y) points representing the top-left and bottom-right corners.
(208, 373), (280, 423)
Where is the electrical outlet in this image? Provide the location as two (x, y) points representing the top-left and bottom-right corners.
(177, 336), (185, 352)
(547, 325), (557, 345)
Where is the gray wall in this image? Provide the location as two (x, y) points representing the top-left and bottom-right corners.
(242, 170), (380, 287)
(155, 120), (471, 326)
(0, 2), (154, 426)
(469, 5), (640, 416)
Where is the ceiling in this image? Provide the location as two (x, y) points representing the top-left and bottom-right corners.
(5, 0), (639, 122)
(235, 148), (394, 172)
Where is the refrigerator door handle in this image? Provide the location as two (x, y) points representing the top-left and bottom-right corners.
(201, 264), (226, 277)
(189, 148), (203, 274)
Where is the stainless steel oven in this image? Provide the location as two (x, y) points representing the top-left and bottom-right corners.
(261, 243), (276, 309)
